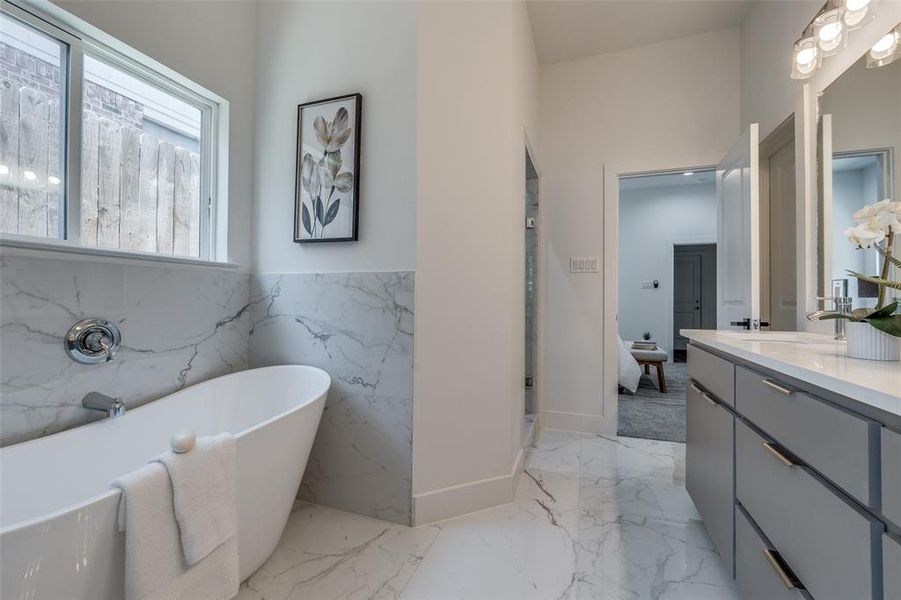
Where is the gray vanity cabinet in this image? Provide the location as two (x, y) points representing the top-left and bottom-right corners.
(686, 341), (894, 600)
(735, 366), (877, 508)
(735, 506), (810, 600)
(736, 420), (877, 600)
(886, 533), (901, 600)
(688, 344), (734, 406)
(685, 359), (734, 576)
(883, 427), (901, 527)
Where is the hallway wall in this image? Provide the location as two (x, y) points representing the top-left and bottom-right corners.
(618, 181), (717, 355)
(539, 28), (740, 433)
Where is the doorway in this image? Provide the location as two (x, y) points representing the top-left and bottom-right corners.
(616, 169), (717, 443)
(672, 243), (716, 362)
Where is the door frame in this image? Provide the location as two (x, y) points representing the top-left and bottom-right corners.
(523, 130), (543, 447)
(602, 152), (723, 434)
(759, 114), (796, 331)
(667, 238), (717, 359)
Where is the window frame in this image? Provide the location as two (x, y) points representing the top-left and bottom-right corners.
(0, 0), (227, 265)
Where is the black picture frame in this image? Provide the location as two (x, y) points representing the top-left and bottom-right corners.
(294, 93), (362, 243)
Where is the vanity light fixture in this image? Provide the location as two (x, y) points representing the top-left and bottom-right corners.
(843, 0), (874, 29)
(791, 33), (821, 79)
(0, 164), (8, 176)
(22, 170), (36, 181)
(867, 26), (901, 67)
(814, 8), (846, 56)
(790, 0), (878, 78)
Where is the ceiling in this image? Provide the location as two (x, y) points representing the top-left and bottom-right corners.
(619, 169), (716, 191)
(526, 0), (755, 65)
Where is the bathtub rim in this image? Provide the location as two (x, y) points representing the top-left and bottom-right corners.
(0, 364), (330, 535)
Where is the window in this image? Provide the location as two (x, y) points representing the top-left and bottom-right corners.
(0, 12), (67, 240)
(0, 3), (221, 261)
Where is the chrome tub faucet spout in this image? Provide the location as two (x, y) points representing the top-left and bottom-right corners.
(82, 392), (126, 418)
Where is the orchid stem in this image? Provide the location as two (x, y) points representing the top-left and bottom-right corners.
(877, 229), (894, 310)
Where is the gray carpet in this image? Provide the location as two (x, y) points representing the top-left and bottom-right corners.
(617, 361), (687, 443)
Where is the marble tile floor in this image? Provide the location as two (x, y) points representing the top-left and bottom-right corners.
(237, 430), (739, 600)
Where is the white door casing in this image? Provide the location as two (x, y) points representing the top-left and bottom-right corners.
(717, 124), (761, 330)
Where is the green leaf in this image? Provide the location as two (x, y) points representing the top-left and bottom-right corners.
(301, 203), (312, 235)
(324, 199), (340, 226)
(868, 301), (899, 319)
(865, 314), (901, 337)
(315, 196), (325, 226)
(847, 270), (901, 291)
(815, 312), (853, 321)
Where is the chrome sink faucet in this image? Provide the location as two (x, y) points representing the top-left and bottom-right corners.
(82, 392), (126, 418)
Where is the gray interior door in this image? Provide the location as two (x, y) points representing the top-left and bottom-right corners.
(673, 244), (716, 350)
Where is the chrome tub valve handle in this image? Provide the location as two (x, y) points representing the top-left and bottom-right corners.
(65, 318), (121, 364)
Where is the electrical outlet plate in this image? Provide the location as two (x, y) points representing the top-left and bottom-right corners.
(570, 257), (599, 273)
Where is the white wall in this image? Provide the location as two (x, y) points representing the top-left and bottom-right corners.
(412, 0), (539, 523)
(539, 28), (740, 433)
(739, 0), (819, 137)
(252, 1), (418, 274)
(54, 0), (257, 270)
(618, 182), (716, 353)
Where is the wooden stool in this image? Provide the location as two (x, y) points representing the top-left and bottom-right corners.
(628, 345), (668, 393)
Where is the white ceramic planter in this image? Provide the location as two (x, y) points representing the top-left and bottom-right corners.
(845, 321), (901, 361)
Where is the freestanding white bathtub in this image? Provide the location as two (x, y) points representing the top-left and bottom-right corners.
(0, 365), (329, 600)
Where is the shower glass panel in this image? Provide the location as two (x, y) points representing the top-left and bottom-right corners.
(524, 152), (539, 436)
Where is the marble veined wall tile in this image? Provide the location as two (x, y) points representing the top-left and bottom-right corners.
(250, 272), (414, 525)
(0, 254), (251, 446)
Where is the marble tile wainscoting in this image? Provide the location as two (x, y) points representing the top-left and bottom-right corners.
(249, 272), (415, 525)
(0, 253), (251, 446)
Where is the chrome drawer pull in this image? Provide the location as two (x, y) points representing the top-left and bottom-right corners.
(762, 548), (799, 590)
(763, 442), (796, 467)
(762, 378), (794, 396)
(689, 383), (717, 407)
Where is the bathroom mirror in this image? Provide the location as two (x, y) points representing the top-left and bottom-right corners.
(817, 51), (901, 309)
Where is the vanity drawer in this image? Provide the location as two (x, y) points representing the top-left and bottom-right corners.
(736, 506), (810, 600)
(886, 533), (901, 600)
(685, 383), (734, 575)
(736, 420), (878, 600)
(687, 344), (734, 406)
(883, 427), (901, 526)
(735, 365), (876, 506)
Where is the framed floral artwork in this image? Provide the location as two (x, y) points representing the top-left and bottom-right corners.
(294, 93), (361, 242)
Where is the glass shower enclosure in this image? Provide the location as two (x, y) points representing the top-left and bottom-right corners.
(524, 151), (539, 438)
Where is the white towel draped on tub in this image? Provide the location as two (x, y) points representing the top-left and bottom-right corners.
(155, 433), (237, 565)
(111, 433), (239, 600)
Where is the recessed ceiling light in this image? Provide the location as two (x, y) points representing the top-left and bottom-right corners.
(683, 172), (694, 176)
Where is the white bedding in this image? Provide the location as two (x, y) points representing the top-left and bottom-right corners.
(617, 335), (641, 393)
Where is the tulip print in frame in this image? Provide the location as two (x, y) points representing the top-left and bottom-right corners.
(295, 93), (361, 242)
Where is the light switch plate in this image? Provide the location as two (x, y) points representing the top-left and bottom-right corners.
(570, 257), (599, 273)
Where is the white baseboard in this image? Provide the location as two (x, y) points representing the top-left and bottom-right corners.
(539, 409), (614, 435)
(413, 446), (526, 526)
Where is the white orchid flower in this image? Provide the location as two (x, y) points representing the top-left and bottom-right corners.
(853, 199), (901, 233)
(845, 223), (886, 248)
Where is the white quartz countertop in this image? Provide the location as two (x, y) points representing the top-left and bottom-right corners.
(681, 329), (901, 419)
